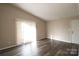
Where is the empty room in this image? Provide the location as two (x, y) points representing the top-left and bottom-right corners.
(0, 3), (79, 56)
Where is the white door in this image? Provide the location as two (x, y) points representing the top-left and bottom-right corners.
(71, 20), (79, 44)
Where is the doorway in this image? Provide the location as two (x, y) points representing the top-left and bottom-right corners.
(16, 19), (36, 44)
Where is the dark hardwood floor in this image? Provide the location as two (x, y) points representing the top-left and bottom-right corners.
(0, 39), (79, 56)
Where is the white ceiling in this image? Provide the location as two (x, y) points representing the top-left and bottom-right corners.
(13, 3), (78, 21)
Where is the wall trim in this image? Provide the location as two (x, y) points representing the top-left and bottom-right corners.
(0, 42), (32, 51)
(47, 38), (79, 45)
(0, 44), (22, 51)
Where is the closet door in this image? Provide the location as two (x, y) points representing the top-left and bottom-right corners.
(71, 20), (79, 44)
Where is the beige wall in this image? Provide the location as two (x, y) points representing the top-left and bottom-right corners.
(47, 18), (79, 43)
(0, 4), (46, 49)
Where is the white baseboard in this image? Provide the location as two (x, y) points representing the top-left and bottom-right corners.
(47, 37), (79, 44)
(0, 44), (21, 51)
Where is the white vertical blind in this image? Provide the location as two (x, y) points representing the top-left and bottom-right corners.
(16, 19), (36, 44)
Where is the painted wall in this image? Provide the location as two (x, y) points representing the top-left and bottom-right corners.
(0, 4), (46, 49)
(77, 4), (79, 15)
(47, 18), (79, 43)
